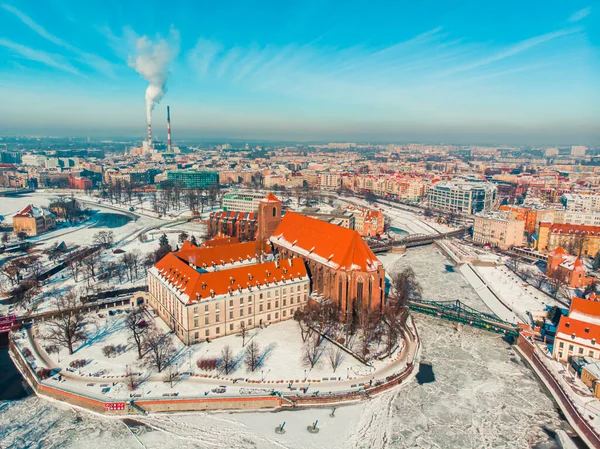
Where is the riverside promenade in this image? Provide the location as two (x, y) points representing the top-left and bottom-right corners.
(8, 317), (421, 415)
(516, 335), (600, 449)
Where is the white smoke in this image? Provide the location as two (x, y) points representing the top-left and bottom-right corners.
(128, 27), (180, 124)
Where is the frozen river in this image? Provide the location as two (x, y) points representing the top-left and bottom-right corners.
(0, 314), (572, 449)
(379, 245), (493, 314)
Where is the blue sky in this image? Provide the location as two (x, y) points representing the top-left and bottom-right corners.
(0, 0), (598, 144)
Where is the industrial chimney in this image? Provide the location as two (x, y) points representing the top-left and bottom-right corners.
(167, 105), (172, 153)
(147, 123), (152, 148)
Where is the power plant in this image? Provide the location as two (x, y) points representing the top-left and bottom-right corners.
(135, 105), (175, 155)
(167, 105), (172, 153)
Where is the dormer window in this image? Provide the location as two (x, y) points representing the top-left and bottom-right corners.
(565, 322), (570, 328)
(585, 328), (590, 333)
(572, 333), (576, 339)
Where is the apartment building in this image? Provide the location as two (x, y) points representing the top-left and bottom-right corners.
(472, 212), (525, 249)
(562, 193), (600, 213)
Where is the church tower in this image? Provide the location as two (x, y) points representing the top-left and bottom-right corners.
(257, 193), (282, 251)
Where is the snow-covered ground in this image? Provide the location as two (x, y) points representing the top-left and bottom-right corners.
(0, 315), (572, 448)
(27, 313), (389, 401)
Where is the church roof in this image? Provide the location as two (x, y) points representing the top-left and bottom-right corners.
(261, 193), (281, 203)
(549, 246), (568, 258)
(270, 211), (381, 272)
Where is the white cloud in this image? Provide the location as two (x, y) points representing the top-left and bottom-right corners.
(1, 3), (117, 77)
(569, 7), (591, 22)
(0, 38), (79, 74)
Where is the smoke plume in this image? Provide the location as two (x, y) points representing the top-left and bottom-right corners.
(129, 27), (179, 124)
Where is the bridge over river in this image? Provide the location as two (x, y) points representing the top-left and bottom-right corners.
(368, 227), (471, 253)
(408, 299), (519, 338)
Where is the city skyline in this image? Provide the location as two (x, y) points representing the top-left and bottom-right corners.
(0, 0), (598, 144)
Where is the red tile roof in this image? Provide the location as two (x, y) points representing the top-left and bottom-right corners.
(569, 297), (600, 326)
(556, 315), (600, 344)
(201, 235), (240, 248)
(270, 212), (381, 272)
(549, 224), (600, 235)
(153, 255), (307, 303)
(174, 241), (269, 269)
(261, 193), (281, 203)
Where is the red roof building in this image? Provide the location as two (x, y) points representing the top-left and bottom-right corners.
(554, 297), (600, 362)
(148, 243), (310, 344)
(270, 212), (385, 316)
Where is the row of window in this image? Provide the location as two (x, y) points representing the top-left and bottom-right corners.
(193, 309), (295, 341)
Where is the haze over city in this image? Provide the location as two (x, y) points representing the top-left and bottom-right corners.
(0, 0), (598, 144)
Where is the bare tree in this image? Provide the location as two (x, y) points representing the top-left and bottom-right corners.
(239, 321), (248, 347)
(125, 365), (141, 391)
(245, 340), (261, 372)
(126, 306), (150, 359)
(547, 270), (568, 299)
(68, 259), (82, 282)
(143, 328), (176, 372)
(359, 308), (378, 359)
(93, 230), (115, 248)
(391, 267), (422, 306)
(82, 251), (101, 279)
(162, 364), (180, 388)
(45, 291), (87, 355)
(220, 344), (235, 375)
(531, 270), (547, 289)
(302, 333), (322, 369)
(326, 346), (345, 372)
(382, 306), (404, 358)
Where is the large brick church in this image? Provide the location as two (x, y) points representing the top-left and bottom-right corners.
(254, 194), (386, 316)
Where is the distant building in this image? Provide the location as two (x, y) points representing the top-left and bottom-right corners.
(553, 297), (600, 362)
(472, 212), (525, 249)
(12, 205), (56, 236)
(427, 180), (497, 214)
(68, 174), (92, 190)
(222, 192), (269, 213)
(561, 193), (600, 213)
(571, 146), (588, 156)
(538, 223), (600, 257)
(165, 170), (218, 190)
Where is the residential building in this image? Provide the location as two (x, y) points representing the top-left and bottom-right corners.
(561, 193), (600, 213)
(12, 205), (56, 236)
(472, 212), (525, 249)
(553, 297), (600, 362)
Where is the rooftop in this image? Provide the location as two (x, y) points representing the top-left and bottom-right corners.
(152, 255), (307, 303)
(270, 211), (382, 272)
